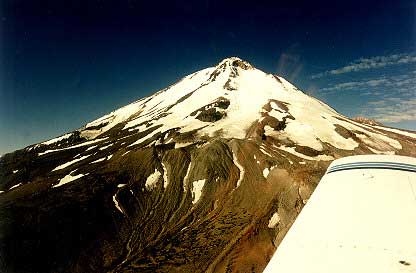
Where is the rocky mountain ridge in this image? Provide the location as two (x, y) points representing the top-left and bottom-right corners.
(352, 116), (383, 126)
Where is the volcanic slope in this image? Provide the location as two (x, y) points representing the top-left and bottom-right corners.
(1, 57), (415, 273)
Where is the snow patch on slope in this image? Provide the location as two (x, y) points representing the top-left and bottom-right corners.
(53, 155), (91, 171)
(53, 173), (86, 188)
(90, 154), (113, 164)
(260, 147), (274, 157)
(263, 165), (277, 179)
(41, 133), (72, 145)
(192, 179), (206, 204)
(145, 169), (161, 189)
(183, 163), (192, 192)
(233, 152), (245, 188)
(9, 183), (23, 190)
(263, 168), (270, 178)
(38, 137), (108, 156)
(91, 157), (106, 164)
(373, 126), (416, 139)
(162, 163), (169, 189)
(113, 194), (124, 214)
(86, 145), (97, 151)
(268, 212), (280, 228)
(99, 143), (113, 150)
(174, 142), (194, 149)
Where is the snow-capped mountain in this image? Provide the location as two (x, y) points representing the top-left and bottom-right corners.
(1, 57), (415, 273)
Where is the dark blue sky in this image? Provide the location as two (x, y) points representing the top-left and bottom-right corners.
(1, 0), (415, 154)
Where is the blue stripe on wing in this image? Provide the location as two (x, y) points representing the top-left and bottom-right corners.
(327, 161), (416, 174)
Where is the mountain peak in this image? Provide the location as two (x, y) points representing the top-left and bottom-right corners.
(216, 56), (253, 70)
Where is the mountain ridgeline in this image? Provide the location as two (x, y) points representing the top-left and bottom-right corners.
(1, 57), (415, 273)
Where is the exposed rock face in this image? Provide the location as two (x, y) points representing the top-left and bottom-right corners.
(352, 116), (383, 126)
(0, 57), (415, 273)
(190, 97), (230, 122)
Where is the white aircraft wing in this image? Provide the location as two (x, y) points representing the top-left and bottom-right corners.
(263, 155), (416, 273)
